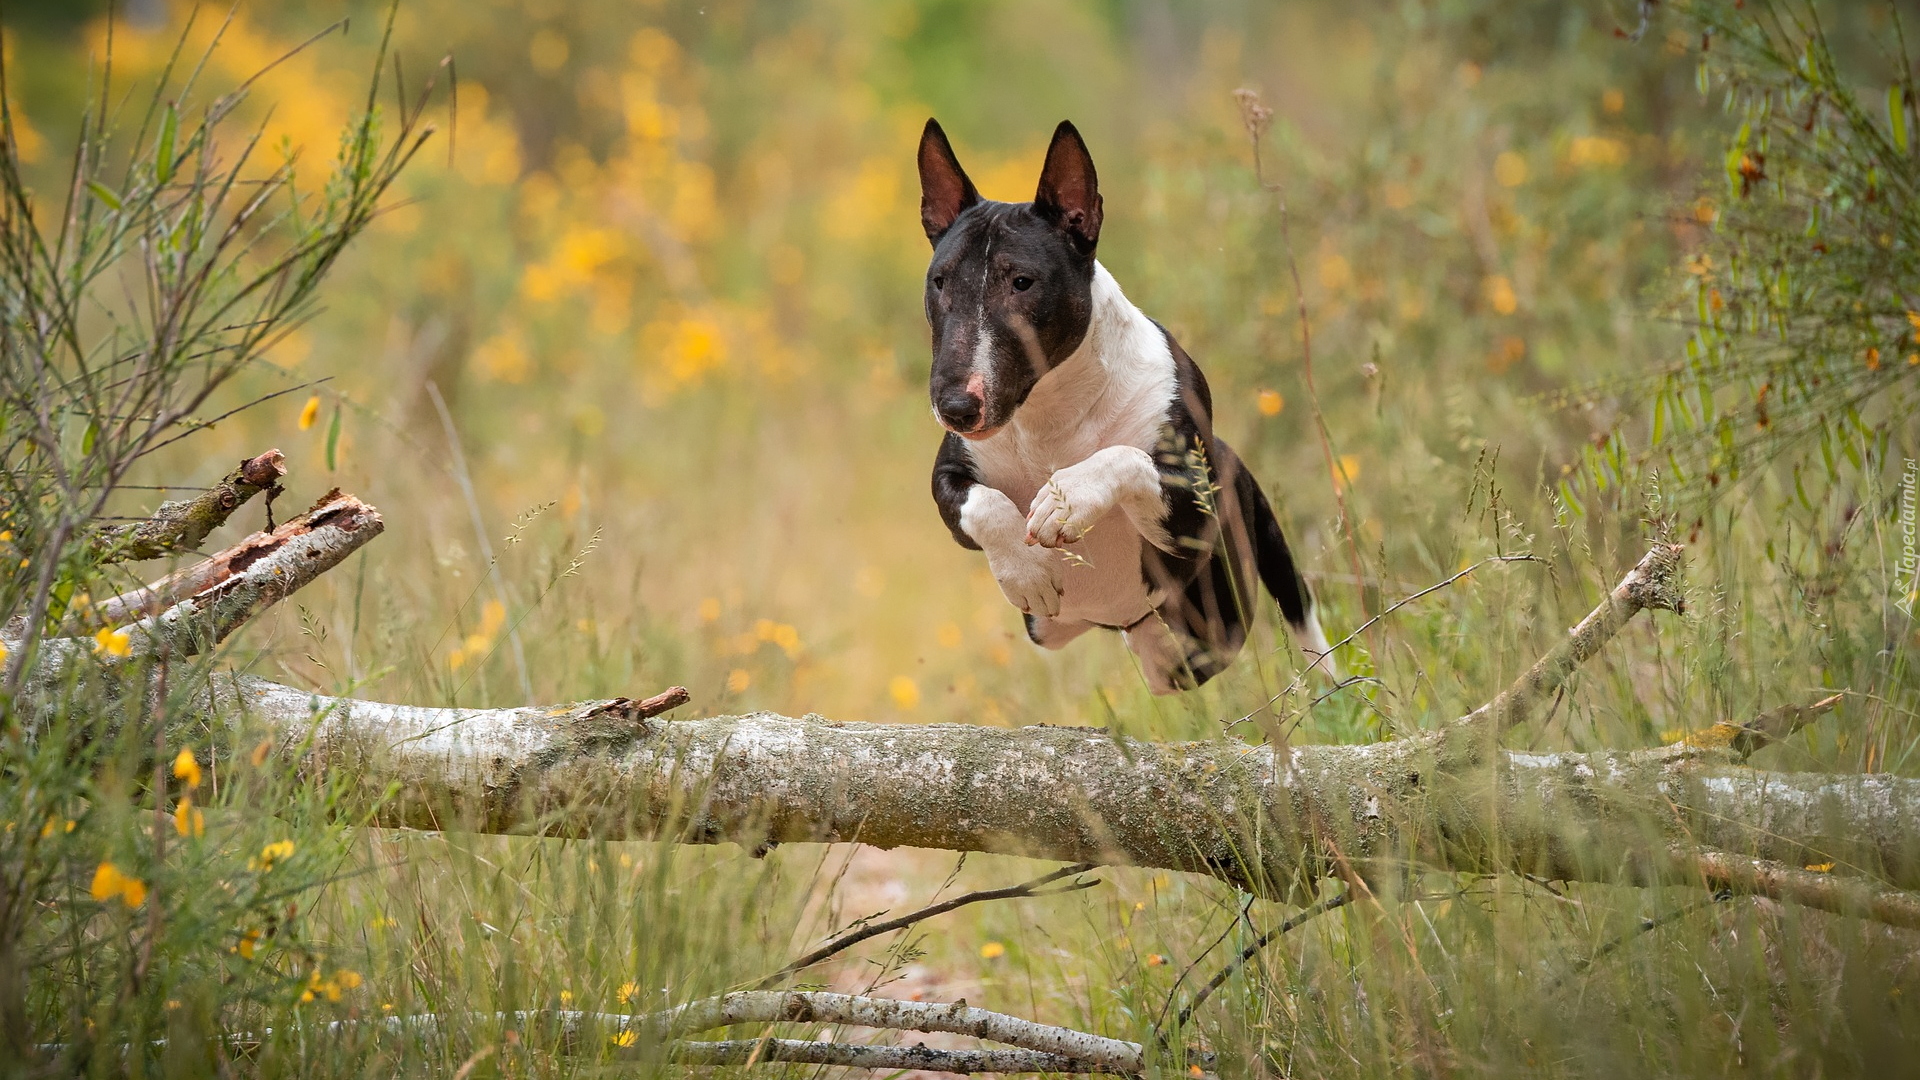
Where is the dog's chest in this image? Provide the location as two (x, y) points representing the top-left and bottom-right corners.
(962, 306), (1179, 625)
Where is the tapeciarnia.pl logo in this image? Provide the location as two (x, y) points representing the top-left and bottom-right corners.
(1899, 458), (1917, 619)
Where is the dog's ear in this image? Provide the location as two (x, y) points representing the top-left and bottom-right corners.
(919, 119), (980, 245)
(1033, 120), (1102, 254)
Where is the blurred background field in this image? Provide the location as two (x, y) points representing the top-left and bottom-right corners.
(6, 0), (1919, 1075)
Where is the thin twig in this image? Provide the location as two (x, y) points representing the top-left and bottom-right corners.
(1164, 891), (1352, 1036)
(1232, 554), (1543, 727)
(1546, 892), (1728, 993)
(759, 863), (1099, 988)
(1153, 893), (1254, 1032)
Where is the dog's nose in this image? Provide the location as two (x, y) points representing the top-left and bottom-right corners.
(937, 389), (985, 432)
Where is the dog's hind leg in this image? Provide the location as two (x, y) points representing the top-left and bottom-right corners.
(1122, 613), (1213, 695)
(1024, 613), (1095, 650)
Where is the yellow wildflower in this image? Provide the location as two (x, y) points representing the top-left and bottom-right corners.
(1483, 275), (1518, 315)
(298, 395), (321, 430)
(888, 676), (920, 710)
(979, 941), (1006, 960)
(618, 980), (640, 1004)
(236, 927), (263, 959)
(172, 748), (202, 789)
(611, 1030), (638, 1048)
(90, 861), (146, 908)
(1256, 389), (1284, 417)
(1493, 150), (1528, 187)
(172, 797), (204, 838)
(1331, 454), (1361, 492)
(251, 839), (295, 871)
(92, 626), (132, 658)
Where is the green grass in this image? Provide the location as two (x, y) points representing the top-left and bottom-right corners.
(2, 0), (1918, 1075)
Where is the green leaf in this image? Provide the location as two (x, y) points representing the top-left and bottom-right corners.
(1891, 85), (1909, 153)
(80, 421), (97, 456)
(325, 405), (342, 472)
(155, 106), (178, 186)
(1557, 479), (1585, 518)
(84, 181), (122, 210)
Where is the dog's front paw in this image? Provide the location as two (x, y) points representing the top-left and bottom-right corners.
(1026, 469), (1113, 549)
(1026, 447), (1161, 549)
(986, 544), (1065, 617)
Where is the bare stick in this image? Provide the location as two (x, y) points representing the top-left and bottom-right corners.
(97, 1002), (1187, 1075)
(1687, 849), (1920, 930)
(628, 686), (691, 720)
(15, 491), (385, 676)
(1673, 693), (1844, 759)
(667, 1039), (1117, 1074)
(761, 862), (1098, 988)
(636, 991), (1186, 1073)
(1233, 553), (1544, 723)
(1546, 894), (1727, 993)
(1453, 544), (1686, 744)
(87, 448), (285, 563)
(1163, 891), (1351, 1035)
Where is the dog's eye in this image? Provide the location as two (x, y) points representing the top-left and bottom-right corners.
(1012, 276), (1034, 291)
(931, 274), (945, 290)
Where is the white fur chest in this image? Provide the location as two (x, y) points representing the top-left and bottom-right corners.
(961, 263), (1178, 626)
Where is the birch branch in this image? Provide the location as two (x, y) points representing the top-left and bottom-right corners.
(632, 991), (1176, 1072)
(202, 672), (1920, 922)
(25, 506), (1920, 934)
(122, 490), (382, 661)
(87, 449), (285, 564)
(152, 996), (1177, 1076)
(117, 489), (377, 647)
(1453, 543), (1687, 745)
(666, 1039), (1111, 1073)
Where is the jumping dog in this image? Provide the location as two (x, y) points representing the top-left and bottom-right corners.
(918, 118), (1333, 693)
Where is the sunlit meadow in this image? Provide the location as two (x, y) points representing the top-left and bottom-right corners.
(5, 0), (1918, 1075)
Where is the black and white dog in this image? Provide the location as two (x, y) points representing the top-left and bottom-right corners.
(918, 119), (1333, 693)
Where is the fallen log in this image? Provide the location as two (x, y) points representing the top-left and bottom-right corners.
(14, 498), (1912, 924)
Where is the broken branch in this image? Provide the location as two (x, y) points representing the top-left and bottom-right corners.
(761, 862), (1098, 987)
(1453, 543), (1686, 746)
(667, 1039), (1112, 1073)
(636, 990), (1190, 1073)
(87, 449), (285, 564)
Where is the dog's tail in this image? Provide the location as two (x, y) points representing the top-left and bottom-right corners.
(1243, 476), (1339, 678)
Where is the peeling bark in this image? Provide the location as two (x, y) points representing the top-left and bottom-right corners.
(20, 492), (382, 708)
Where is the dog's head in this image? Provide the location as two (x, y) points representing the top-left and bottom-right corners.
(917, 119), (1104, 440)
